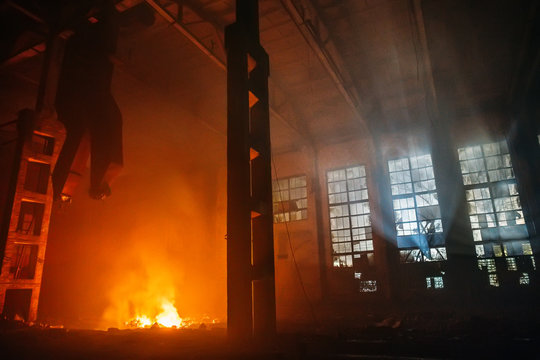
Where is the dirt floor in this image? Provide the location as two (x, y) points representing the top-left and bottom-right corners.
(1, 318), (539, 359)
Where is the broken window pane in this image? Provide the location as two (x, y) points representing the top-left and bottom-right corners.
(426, 276), (444, 289)
(16, 201), (45, 236)
(475, 244), (485, 257)
(333, 255), (353, 267)
(272, 175), (308, 223)
(478, 258), (497, 272)
(429, 247), (447, 261)
(359, 280), (377, 292)
(519, 272), (530, 285)
(415, 193), (438, 207)
(9, 244), (38, 279)
(328, 166), (377, 288)
(400, 249), (423, 263)
(327, 165), (373, 267)
(31, 133), (55, 155)
(389, 154), (445, 262)
(458, 140), (530, 287)
(488, 273), (500, 287)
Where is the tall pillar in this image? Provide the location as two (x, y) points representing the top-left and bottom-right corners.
(429, 118), (478, 305)
(367, 118), (400, 302)
(312, 148), (329, 300)
(226, 0), (276, 340)
(0, 32), (68, 322)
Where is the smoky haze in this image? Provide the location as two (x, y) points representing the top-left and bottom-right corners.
(39, 66), (228, 329)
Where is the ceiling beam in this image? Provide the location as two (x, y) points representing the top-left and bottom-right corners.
(410, 0), (439, 118)
(279, 0), (367, 131)
(144, 0), (310, 146)
(0, 0), (143, 68)
(145, 0), (226, 70)
(5, 0), (46, 25)
(1, 0), (310, 147)
(1, 42), (46, 69)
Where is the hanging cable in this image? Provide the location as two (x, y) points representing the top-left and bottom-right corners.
(271, 156), (319, 326)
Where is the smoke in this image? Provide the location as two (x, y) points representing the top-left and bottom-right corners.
(99, 172), (222, 329)
(40, 67), (227, 329)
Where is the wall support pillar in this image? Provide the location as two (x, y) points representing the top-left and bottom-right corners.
(226, 0), (276, 340)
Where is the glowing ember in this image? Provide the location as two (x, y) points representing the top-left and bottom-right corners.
(126, 299), (185, 328)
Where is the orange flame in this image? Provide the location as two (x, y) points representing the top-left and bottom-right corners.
(126, 298), (185, 328)
(99, 216), (225, 330)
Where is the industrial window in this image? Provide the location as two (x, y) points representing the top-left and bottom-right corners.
(272, 175), (307, 223)
(506, 257), (517, 271)
(24, 161), (50, 194)
(359, 280), (377, 292)
(488, 273), (500, 287)
(9, 244), (38, 279)
(31, 133), (55, 155)
(388, 154), (446, 263)
(520, 272), (530, 285)
(458, 140), (530, 286)
(426, 276), (444, 289)
(478, 258), (497, 272)
(16, 201), (45, 236)
(327, 166), (372, 267)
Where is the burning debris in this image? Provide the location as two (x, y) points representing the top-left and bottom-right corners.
(96, 224), (224, 332)
(125, 298), (185, 328)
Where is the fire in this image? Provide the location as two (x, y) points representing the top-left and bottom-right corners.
(155, 300), (183, 327)
(99, 221), (225, 330)
(126, 298), (185, 328)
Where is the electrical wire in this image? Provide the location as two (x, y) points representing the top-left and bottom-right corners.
(271, 156), (319, 327)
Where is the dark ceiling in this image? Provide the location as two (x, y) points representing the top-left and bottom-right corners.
(1, 0), (538, 152)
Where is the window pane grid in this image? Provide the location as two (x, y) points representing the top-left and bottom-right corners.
(272, 175), (308, 223)
(459, 140), (531, 287)
(327, 166), (372, 268)
(388, 155), (445, 262)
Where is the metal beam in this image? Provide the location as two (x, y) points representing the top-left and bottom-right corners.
(279, 0), (367, 130)
(144, 0), (310, 144)
(1, 0), (307, 148)
(6, 0), (46, 25)
(145, 0), (227, 70)
(1, 42), (46, 69)
(278, 0), (372, 301)
(226, 0), (275, 339)
(0, 0), (143, 68)
(411, 0), (439, 117)
(1, 0), (307, 147)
